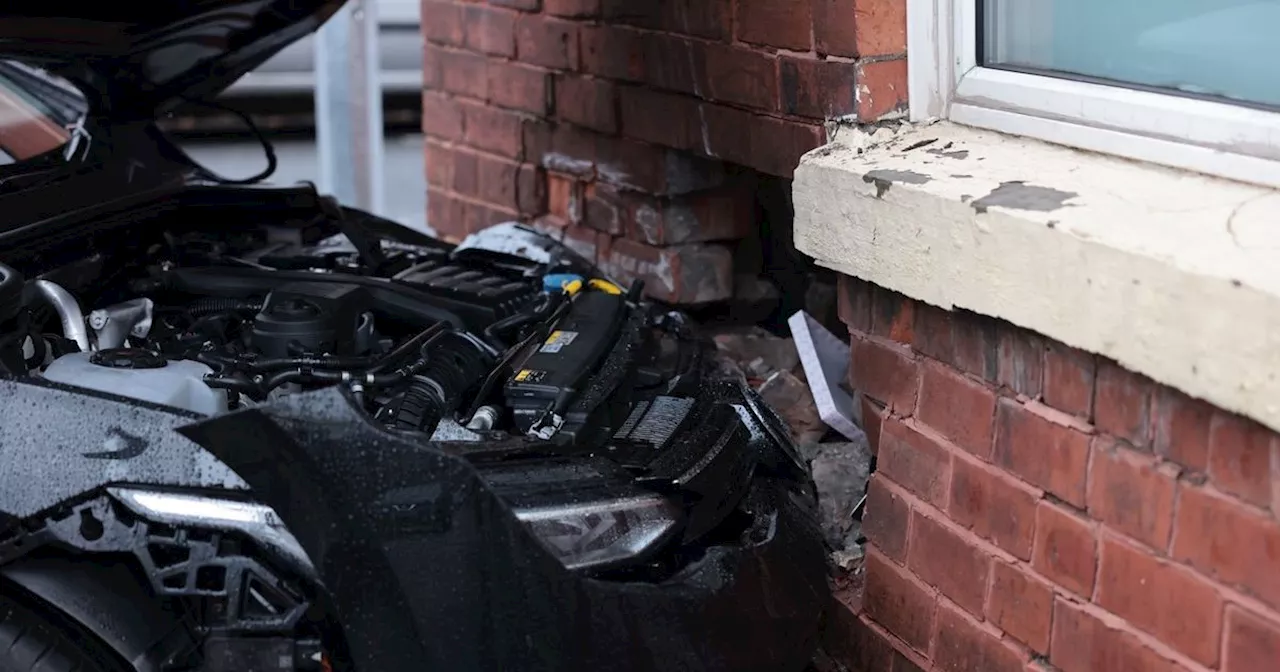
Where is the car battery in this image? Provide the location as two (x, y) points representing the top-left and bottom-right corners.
(505, 289), (626, 436)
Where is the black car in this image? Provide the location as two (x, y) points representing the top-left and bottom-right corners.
(0, 3), (828, 671)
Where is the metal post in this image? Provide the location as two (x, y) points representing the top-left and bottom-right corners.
(315, 0), (386, 215)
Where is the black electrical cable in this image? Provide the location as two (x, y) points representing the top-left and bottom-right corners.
(259, 333), (450, 394)
(464, 296), (574, 420)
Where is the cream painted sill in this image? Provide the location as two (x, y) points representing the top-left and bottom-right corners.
(793, 121), (1280, 433)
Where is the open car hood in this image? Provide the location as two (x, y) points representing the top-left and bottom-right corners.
(0, 1), (344, 117)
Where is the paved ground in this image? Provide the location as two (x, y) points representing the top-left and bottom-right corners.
(181, 132), (428, 233)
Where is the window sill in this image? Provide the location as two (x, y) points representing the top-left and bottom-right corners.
(794, 121), (1280, 433)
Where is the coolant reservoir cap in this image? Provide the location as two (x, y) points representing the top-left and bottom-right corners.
(89, 348), (168, 370)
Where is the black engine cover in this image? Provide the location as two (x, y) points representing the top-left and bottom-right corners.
(252, 282), (370, 357)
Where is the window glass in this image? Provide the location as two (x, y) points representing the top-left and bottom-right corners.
(981, 0), (1280, 109)
(0, 60), (85, 163)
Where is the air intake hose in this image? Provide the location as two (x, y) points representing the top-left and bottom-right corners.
(386, 331), (494, 435)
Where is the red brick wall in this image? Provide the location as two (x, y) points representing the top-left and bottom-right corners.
(420, 0), (908, 303)
(830, 275), (1280, 672)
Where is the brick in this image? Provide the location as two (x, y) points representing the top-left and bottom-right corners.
(1032, 501), (1096, 598)
(546, 173), (578, 221)
(560, 222), (608, 264)
(1209, 411), (1276, 509)
(462, 102), (526, 158)
(487, 61), (551, 114)
(516, 15), (579, 70)
(1172, 485), (1280, 610)
(948, 456), (1039, 560)
(425, 142), (455, 189)
(440, 49), (489, 100)
(515, 164), (544, 214)
(994, 400), (1091, 507)
(703, 44), (779, 112)
(1095, 362), (1154, 448)
(579, 25), (644, 83)
(878, 417), (951, 508)
(451, 150), (479, 196)
(466, 154), (541, 213)
(427, 189), (467, 242)
(997, 327), (1045, 398)
(1087, 438), (1178, 549)
(463, 5), (516, 57)
(422, 1), (464, 46)
(600, 239), (733, 304)
(545, 0), (599, 18)
(700, 103), (825, 177)
(918, 362), (997, 458)
(421, 92), (464, 141)
(625, 191), (751, 246)
(950, 313), (1000, 383)
(863, 552), (936, 654)
(618, 87), (702, 152)
(582, 182), (623, 234)
(862, 0), (908, 56)
(812, 0), (857, 56)
(861, 397), (886, 457)
(541, 122), (598, 175)
(864, 478), (910, 563)
(1152, 388), (1213, 473)
(554, 75), (617, 134)
(870, 287), (915, 346)
(463, 199), (519, 234)
(850, 339), (919, 413)
(908, 514), (991, 616)
(634, 33), (706, 96)
(736, 0), (813, 50)
(1225, 607), (1280, 672)
(838, 275), (874, 332)
(1043, 343), (1096, 418)
(603, 138), (728, 195)
(912, 302), (953, 362)
(747, 115), (827, 177)
(700, 103), (754, 166)
(600, 0), (732, 40)
(1096, 535), (1224, 665)
(933, 601), (1029, 672)
(1051, 600), (1180, 672)
(987, 561), (1053, 654)
(823, 607), (897, 672)
(814, 0), (907, 57)
(778, 56), (860, 117)
(855, 59), (908, 121)
(490, 0), (540, 10)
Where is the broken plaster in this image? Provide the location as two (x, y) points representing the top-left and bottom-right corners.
(793, 120), (1280, 435)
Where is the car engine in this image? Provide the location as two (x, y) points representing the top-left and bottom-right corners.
(0, 217), (700, 446)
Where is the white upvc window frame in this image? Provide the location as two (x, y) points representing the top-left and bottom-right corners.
(906, 0), (1280, 189)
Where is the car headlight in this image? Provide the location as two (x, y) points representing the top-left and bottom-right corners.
(514, 492), (683, 572)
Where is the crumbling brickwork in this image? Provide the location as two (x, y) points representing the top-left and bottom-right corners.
(829, 275), (1280, 672)
(420, 0), (909, 303)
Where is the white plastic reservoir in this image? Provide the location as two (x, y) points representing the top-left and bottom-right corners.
(42, 351), (229, 416)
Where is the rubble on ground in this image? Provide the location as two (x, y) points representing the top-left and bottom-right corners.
(710, 323), (873, 572)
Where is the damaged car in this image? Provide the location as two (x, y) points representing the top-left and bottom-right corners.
(0, 3), (828, 671)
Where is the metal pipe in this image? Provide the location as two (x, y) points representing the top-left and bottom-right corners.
(33, 279), (90, 352)
(315, 0), (385, 215)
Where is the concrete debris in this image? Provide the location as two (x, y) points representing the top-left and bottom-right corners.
(800, 438), (872, 566)
(711, 320), (873, 571)
(759, 370), (827, 446)
(712, 326), (800, 382)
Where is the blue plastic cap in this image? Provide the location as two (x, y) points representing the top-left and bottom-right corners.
(543, 273), (583, 292)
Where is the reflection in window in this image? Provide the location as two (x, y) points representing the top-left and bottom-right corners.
(981, 0), (1280, 109)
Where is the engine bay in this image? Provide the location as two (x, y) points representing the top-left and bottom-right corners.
(0, 203), (705, 449)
